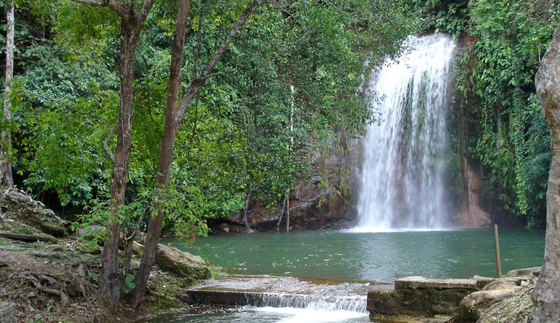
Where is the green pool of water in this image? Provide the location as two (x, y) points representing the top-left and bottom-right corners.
(163, 228), (545, 282)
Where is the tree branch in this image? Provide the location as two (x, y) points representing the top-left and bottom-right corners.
(67, 0), (129, 19)
(176, 0), (267, 123)
(104, 120), (118, 162)
(137, 0), (158, 26)
(67, 0), (106, 6)
(201, 0), (265, 78)
(193, 0), (204, 80)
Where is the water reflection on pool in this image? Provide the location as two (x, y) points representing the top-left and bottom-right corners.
(164, 228), (545, 283)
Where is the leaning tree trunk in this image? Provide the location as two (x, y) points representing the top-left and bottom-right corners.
(530, 23), (560, 323)
(0, 0), (14, 189)
(97, 21), (139, 312)
(129, 0), (191, 307)
(67, 0), (157, 312)
(130, 0), (265, 307)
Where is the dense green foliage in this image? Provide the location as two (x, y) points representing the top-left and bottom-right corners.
(2, 0), (416, 237)
(405, 0), (470, 35)
(460, 0), (560, 227)
(6, 0), (557, 232)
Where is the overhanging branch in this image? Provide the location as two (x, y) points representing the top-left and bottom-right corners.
(175, 0), (267, 123)
(68, 0), (129, 19)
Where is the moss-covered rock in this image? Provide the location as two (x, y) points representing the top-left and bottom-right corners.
(0, 189), (68, 237)
(155, 244), (211, 281)
(368, 276), (481, 319)
(456, 270), (538, 322)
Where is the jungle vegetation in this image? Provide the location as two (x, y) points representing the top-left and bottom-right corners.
(1, 0), (560, 311)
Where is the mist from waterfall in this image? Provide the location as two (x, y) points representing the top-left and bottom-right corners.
(355, 33), (456, 232)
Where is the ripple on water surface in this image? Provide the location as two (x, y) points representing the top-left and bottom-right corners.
(164, 228), (545, 283)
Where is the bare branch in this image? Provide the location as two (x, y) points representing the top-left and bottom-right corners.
(137, 0), (159, 26)
(67, 0), (106, 6)
(104, 120), (118, 162)
(68, 0), (129, 19)
(193, 0), (204, 80)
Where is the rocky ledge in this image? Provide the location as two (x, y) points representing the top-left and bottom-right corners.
(367, 267), (541, 323)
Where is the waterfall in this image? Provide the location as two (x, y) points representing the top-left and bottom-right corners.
(356, 33), (456, 231)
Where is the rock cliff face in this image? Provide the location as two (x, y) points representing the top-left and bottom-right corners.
(455, 158), (491, 227)
(218, 133), (361, 233)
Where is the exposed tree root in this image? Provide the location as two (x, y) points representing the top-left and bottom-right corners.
(17, 271), (69, 305)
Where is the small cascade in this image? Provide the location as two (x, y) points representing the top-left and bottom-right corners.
(185, 275), (377, 321)
(246, 292), (367, 312)
(356, 33), (456, 231)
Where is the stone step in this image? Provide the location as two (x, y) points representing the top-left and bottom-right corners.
(368, 276), (485, 319)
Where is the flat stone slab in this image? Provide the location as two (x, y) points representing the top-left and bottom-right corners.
(369, 276), (481, 318)
(189, 274), (391, 294)
(184, 274), (392, 312)
(395, 276), (479, 290)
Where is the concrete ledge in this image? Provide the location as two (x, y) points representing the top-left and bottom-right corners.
(368, 276), (482, 319)
(395, 276), (478, 290)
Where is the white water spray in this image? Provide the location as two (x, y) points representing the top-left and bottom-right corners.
(356, 34), (456, 231)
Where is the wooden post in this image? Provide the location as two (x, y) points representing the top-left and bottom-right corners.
(493, 224), (502, 278)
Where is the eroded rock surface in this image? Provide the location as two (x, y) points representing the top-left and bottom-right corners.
(151, 243), (210, 281)
(367, 276), (483, 319)
(0, 189), (68, 237)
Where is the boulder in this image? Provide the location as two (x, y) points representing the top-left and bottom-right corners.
(76, 225), (106, 239)
(0, 189), (68, 237)
(505, 267), (540, 277)
(472, 275), (495, 290)
(154, 244), (211, 280)
(458, 276), (534, 322)
(458, 288), (518, 321)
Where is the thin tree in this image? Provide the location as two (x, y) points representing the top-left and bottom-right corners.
(530, 22), (560, 323)
(0, 0), (14, 190)
(67, 0), (156, 312)
(129, 0), (266, 306)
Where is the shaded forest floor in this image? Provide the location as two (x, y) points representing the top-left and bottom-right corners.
(0, 234), (197, 322)
(0, 189), (202, 323)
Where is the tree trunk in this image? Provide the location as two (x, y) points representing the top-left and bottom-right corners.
(129, 0), (191, 307)
(97, 21), (139, 312)
(243, 190), (253, 233)
(68, 0), (157, 311)
(530, 23), (560, 323)
(130, 0), (265, 307)
(285, 188), (290, 233)
(0, 0), (14, 189)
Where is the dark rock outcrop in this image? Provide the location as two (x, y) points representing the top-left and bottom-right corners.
(221, 134), (361, 233)
(0, 189), (68, 237)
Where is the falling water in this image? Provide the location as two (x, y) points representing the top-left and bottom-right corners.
(356, 33), (456, 231)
